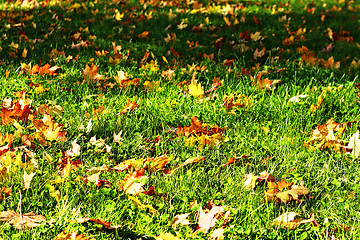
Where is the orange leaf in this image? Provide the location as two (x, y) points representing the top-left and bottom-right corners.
(120, 99), (139, 114)
(76, 217), (120, 229)
(251, 73), (281, 90)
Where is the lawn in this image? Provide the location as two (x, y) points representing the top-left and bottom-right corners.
(0, 0), (360, 239)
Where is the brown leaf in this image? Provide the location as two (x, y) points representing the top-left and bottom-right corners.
(76, 217), (120, 229)
(82, 63), (103, 83)
(251, 73), (281, 90)
(0, 210), (45, 229)
(120, 100), (139, 114)
(266, 185), (310, 203)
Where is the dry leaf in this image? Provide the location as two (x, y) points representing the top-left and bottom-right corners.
(347, 131), (360, 158)
(120, 171), (148, 195)
(196, 201), (229, 234)
(172, 213), (191, 229)
(0, 210), (45, 229)
(128, 196), (157, 213)
(76, 217), (120, 229)
(288, 95), (309, 103)
(209, 227), (225, 240)
(23, 171), (36, 189)
(54, 231), (94, 240)
(273, 212), (315, 229)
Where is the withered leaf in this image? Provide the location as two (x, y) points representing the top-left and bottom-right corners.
(0, 210), (45, 229)
(273, 212), (315, 229)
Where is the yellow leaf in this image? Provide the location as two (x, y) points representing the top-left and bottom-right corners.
(143, 81), (161, 91)
(128, 196), (157, 213)
(47, 184), (62, 202)
(154, 233), (180, 240)
(188, 81), (204, 98)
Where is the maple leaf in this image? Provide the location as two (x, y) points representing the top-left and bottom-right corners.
(165, 156), (205, 175)
(0, 187), (11, 200)
(35, 103), (63, 116)
(76, 217), (120, 229)
(144, 81), (161, 91)
(209, 227), (225, 240)
(221, 155), (249, 167)
(251, 73), (281, 90)
(188, 72), (204, 98)
(186, 133), (224, 150)
(253, 47), (266, 59)
(266, 185), (310, 203)
(154, 233), (180, 240)
(120, 99), (139, 114)
(222, 94), (251, 113)
(49, 49), (65, 59)
(196, 201), (230, 234)
(65, 139), (81, 157)
(114, 158), (145, 172)
(144, 155), (169, 174)
(113, 71), (140, 88)
(243, 171), (275, 190)
(32, 114), (67, 142)
(113, 131), (123, 144)
(288, 94), (309, 103)
(82, 63), (104, 83)
(23, 171), (36, 189)
(120, 170), (148, 195)
(304, 119), (348, 151)
(54, 231), (94, 240)
(347, 131), (360, 158)
(301, 52), (318, 66)
(47, 184), (62, 202)
(273, 212), (315, 229)
(320, 56), (340, 69)
(172, 213), (191, 230)
(0, 91), (32, 126)
(0, 210), (45, 229)
(138, 31), (149, 39)
(161, 69), (176, 81)
(128, 195), (157, 213)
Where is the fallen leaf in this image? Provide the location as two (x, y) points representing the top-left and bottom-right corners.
(209, 227), (225, 240)
(251, 73), (280, 90)
(120, 171), (148, 195)
(128, 196), (157, 213)
(23, 171), (36, 189)
(266, 185), (310, 203)
(347, 130), (360, 158)
(120, 100), (139, 114)
(76, 217), (120, 229)
(288, 95), (309, 103)
(54, 231), (93, 240)
(273, 212), (315, 229)
(196, 201), (230, 234)
(188, 72), (204, 98)
(154, 233), (180, 240)
(172, 213), (191, 229)
(0, 210), (45, 229)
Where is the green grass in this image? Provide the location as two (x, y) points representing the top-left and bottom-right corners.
(0, 0), (360, 239)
